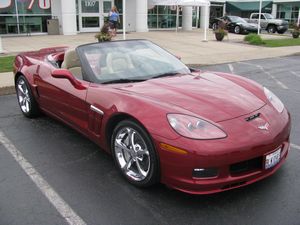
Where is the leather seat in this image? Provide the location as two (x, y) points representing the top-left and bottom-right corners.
(61, 49), (83, 80)
(106, 52), (133, 73)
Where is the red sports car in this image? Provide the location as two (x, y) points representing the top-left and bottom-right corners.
(13, 40), (291, 194)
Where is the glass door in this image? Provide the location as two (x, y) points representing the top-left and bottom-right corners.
(79, 0), (112, 32)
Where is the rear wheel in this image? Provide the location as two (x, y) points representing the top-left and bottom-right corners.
(234, 25), (241, 34)
(267, 25), (276, 33)
(16, 75), (40, 118)
(111, 120), (159, 187)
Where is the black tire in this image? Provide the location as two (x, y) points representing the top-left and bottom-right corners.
(111, 119), (160, 187)
(15, 75), (40, 118)
(234, 25), (241, 34)
(277, 30), (285, 34)
(267, 25), (276, 33)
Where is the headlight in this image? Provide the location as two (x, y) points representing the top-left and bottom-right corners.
(167, 114), (227, 140)
(264, 87), (284, 113)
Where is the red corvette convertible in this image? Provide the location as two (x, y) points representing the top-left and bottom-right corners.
(13, 40), (291, 194)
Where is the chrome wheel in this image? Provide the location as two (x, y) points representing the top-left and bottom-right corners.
(17, 78), (31, 113)
(234, 26), (240, 34)
(114, 127), (151, 181)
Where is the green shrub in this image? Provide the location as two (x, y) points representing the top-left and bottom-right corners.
(244, 34), (265, 45)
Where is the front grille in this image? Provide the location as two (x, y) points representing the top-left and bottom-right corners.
(230, 157), (263, 175)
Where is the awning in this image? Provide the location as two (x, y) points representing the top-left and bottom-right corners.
(226, 1), (272, 11)
(149, 0), (210, 6)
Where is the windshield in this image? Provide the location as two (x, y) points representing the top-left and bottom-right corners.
(264, 13), (274, 19)
(76, 40), (190, 84)
(228, 16), (247, 23)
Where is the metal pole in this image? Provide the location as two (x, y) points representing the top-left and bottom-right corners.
(15, 0), (20, 34)
(258, 0), (263, 35)
(122, 0), (126, 40)
(196, 6), (199, 28)
(298, 8), (300, 26)
(0, 36), (4, 53)
(203, 5), (208, 42)
(176, 5), (179, 33)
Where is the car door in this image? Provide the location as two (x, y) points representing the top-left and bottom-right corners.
(260, 14), (268, 29)
(34, 63), (90, 133)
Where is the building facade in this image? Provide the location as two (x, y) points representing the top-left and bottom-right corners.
(0, 0), (299, 35)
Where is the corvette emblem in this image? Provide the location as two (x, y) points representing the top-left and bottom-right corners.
(258, 123), (269, 131)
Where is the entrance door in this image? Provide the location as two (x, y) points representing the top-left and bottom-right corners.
(79, 0), (112, 32)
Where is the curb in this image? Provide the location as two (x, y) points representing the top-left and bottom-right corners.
(0, 86), (15, 95)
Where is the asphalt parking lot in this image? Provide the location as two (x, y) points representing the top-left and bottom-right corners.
(1, 56), (300, 225)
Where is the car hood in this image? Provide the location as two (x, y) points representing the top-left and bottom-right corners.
(115, 72), (265, 122)
(272, 19), (288, 25)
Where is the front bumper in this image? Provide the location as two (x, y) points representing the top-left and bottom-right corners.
(153, 106), (291, 194)
(243, 26), (258, 33)
(276, 25), (288, 33)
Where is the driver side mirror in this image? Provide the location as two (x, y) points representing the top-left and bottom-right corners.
(51, 69), (87, 90)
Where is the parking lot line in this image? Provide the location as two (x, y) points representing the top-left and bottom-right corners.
(291, 143), (300, 150)
(0, 131), (87, 225)
(238, 62), (289, 90)
(290, 71), (300, 78)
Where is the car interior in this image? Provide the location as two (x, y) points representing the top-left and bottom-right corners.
(60, 49), (83, 80)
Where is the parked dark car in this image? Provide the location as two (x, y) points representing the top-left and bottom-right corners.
(211, 15), (259, 34)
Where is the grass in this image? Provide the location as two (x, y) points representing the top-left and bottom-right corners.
(0, 56), (15, 73)
(263, 38), (300, 47)
(244, 33), (300, 47)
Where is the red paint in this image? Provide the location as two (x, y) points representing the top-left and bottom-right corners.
(13, 46), (291, 194)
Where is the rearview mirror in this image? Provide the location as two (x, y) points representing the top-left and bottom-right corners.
(51, 69), (86, 90)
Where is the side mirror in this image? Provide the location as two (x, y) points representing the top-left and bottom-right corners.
(51, 69), (87, 90)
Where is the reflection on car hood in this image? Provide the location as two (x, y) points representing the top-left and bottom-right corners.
(116, 72), (265, 122)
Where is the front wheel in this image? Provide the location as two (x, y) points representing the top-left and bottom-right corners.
(111, 120), (159, 187)
(16, 75), (40, 118)
(267, 25), (276, 33)
(234, 25), (241, 34)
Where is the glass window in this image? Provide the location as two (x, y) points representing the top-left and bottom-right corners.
(103, 1), (112, 13)
(0, 15), (17, 34)
(147, 6), (183, 29)
(82, 17), (99, 28)
(0, 0), (16, 14)
(17, 0), (51, 15)
(76, 40), (190, 84)
(81, 0), (100, 13)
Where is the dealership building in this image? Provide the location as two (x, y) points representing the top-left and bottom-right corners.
(0, 0), (299, 35)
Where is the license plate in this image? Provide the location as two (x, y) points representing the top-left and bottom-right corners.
(265, 149), (281, 169)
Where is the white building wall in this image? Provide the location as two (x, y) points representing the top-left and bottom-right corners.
(125, 0), (137, 32)
(50, 0), (62, 34)
(182, 6), (193, 31)
(51, 0), (77, 35)
(60, 0), (77, 35)
(136, 0), (148, 32)
(200, 6), (210, 29)
(271, 3), (277, 18)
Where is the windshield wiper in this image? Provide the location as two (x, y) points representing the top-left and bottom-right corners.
(151, 72), (179, 79)
(102, 79), (146, 84)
